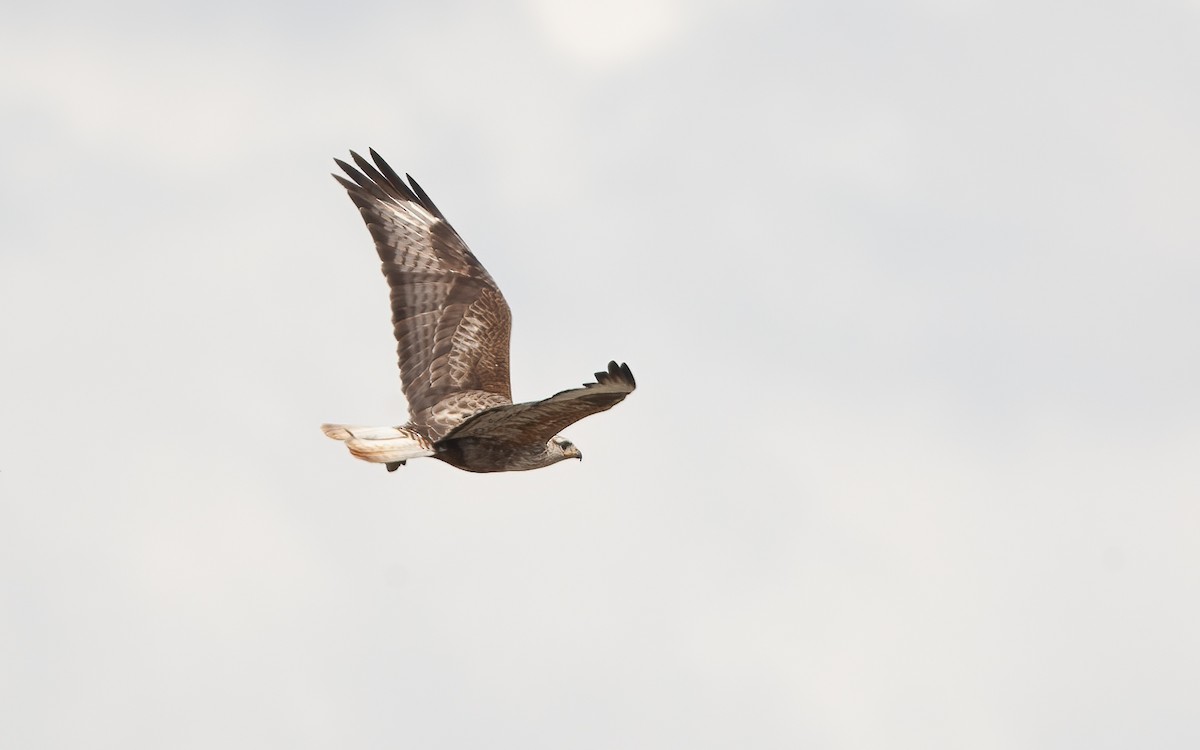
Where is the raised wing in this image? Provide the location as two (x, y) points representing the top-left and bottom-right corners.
(334, 150), (513, 436)
(442, 361), (636, 445)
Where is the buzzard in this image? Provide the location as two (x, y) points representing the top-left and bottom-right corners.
(321, 149), (636, 473)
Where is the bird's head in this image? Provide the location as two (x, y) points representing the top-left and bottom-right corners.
(550, 436), (583, 461)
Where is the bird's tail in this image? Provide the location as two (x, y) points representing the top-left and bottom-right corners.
(320, 424), (436, 470)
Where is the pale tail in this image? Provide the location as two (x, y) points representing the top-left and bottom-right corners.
(320, 424), (435, 467)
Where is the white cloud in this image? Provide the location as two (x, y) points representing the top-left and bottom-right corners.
(524, 0), (685, 68)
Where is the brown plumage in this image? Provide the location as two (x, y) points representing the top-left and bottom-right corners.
(322, 149), (636, 473)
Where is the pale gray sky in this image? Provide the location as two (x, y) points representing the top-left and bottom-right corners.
(2, 1), (1199, 747)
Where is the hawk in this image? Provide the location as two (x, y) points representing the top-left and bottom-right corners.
(321, 149), (636, 473)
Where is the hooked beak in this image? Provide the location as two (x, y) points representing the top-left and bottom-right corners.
(568, 447), (583, 461)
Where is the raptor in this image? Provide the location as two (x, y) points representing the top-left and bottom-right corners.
(321, 150), (636, 473)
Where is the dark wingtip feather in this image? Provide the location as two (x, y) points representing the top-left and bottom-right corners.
(334, 150), (430, 209)
(367, 149), (421, 204)
(620, 362), (636, 387)
(349, 150), (378, 177)
(334, 157), (376, 192)
(592, 361), (635, 388)
(349, 151), (415, 205)
(405, 173), (445, 220)
(368, 148), (400, 183)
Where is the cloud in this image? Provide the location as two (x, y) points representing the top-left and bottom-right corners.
(524, 0), (685, 69)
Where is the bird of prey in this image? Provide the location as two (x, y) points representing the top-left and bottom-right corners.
(321, 149), (636, 473)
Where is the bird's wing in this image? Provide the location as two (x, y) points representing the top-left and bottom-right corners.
(334, 150), (513, 435)
(442, 361), (636, 444)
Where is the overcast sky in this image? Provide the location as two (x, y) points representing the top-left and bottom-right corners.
(2, 1), (1199, 747)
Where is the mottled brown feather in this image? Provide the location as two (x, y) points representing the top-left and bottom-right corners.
(443, 361), (636, 445)
(335, 151), (513, 440)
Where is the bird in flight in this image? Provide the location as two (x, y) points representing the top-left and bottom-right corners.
(321, 149), (636, 473)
